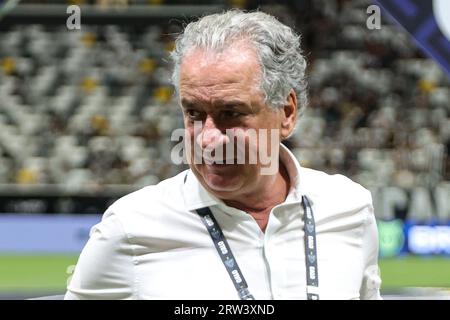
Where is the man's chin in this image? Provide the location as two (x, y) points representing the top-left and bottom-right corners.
(202, 172), (243, 193)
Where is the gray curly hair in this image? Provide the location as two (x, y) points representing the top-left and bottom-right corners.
(170, 9), (308, 115)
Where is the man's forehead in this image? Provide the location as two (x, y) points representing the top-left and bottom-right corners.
(178, 42), (264, 105)
(180, 43), (260, 76)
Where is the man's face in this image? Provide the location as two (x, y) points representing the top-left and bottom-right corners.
(179, 44), (292, 200)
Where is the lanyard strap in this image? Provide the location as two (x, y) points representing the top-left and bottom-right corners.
(196, 207), (255, 300)
(302, 195), (319, 300)
(196, 195), (319, 300)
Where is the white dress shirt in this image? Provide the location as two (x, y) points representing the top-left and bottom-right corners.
(65, 145), (382, 300)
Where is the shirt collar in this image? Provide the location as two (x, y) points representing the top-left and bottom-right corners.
(182, 143), (313, 211)
(183, 169), (221, 211)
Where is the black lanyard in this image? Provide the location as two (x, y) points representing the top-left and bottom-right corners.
(196, 195), (319, 300)
(302, 195), (319, 300)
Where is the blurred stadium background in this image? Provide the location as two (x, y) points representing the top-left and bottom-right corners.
(0, 0), (449, 299)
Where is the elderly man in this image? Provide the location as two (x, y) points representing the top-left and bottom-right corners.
(65, 10), (381, 300)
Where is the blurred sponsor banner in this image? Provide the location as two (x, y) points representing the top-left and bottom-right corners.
(375, 0), (450, 78)
(378, 219), (450, 257)
(0, 214), (101, 253)
(406, 223), (450, 255)
(0, 195), (118, 214)
(0, 213), (448, 256)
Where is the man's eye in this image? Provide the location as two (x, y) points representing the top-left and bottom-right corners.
(186, 109), (202, 119)
(222, 110), (242, 119)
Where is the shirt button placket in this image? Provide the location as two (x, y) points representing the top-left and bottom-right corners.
(263, 213), (285, 300)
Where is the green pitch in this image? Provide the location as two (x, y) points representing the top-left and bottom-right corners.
(379, 256), (450, 289)
(0, 255), (449, 294)
(0, 255), (78, 293)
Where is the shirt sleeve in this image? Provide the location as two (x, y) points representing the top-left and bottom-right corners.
(359, 203), (382, 300)
(64, 210), (137, 300)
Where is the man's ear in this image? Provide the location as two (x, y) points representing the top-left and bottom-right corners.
(280, 89), (297, 139)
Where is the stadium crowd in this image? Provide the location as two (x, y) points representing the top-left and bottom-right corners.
(0, 0), (448, 193)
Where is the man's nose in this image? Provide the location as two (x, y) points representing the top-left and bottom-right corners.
(197, 117), (228, 150)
